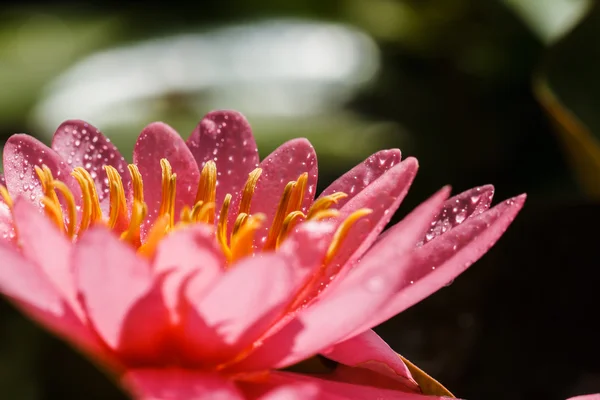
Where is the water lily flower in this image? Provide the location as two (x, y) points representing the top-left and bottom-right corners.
(0, 110), (525, 399)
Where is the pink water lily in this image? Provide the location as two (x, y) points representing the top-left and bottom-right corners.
(0, 110), (525, 399)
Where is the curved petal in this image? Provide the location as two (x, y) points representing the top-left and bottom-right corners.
(251, 138), (318, 245)
(12, 199), (81, 316)
(152, 225), (225, 316)
(227, 192), (448, 373)
(3, 134), (81, 209)
(357, 194), (526, 332)
(186, 110), (260, 215)
(244, 371), (457, 400)
(568, 396), (600, 400)
(0, 241), (105, 362)
(181, 254), (294, 365)
(133, 122), (200, 236)
(51, 120), (130, 215)
(309, 158), (418, 298)
(318, 149), (402, 210)
(122, 368), (244, 400)
(321, 330), (419, 393)
(418, 185), (494, 245)
(74, 227), (170, 363)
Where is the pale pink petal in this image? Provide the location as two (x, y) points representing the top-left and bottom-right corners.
(251, 138), (318, 244)
(11, 199), (82, 316)
(0, 172), (4, 186)
(245, 371), (456, 400)
(318, 149), (402, 209)
(0, 241), (105, 361)
(152, 224), (225, 316)
(310, 158), (418, 295)
(321, 329), (419, 392)
(51, 120), (130, 215)
(0, 202), (14, 244)
(186, 110), (260, 215)
(74, 227), (170, 362)
(357, 194), (526, 332)
(232, 187), (450, 370)
(133, 123), (200, 236)
(123, 368), (244, 400)
(3, 134), (81, 209)
(181, 254), (294, 365)
(568, 395), (600, 400)
(418, 185), (494, 246)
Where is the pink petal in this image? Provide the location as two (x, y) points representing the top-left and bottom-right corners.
(51, 120), (130, 215)
(228, 189), (448, 373)
(3, 134), (81, 209)
(318, 149), (402, 209)
(152, 225), (225, 317)
(321, 329), (419, 392)
(74, 227), (170, 362)
(186, 110), (260, 215)
(251, 138), (318, 244)
(133, 122), (200, 236)
(122, 368), (244, 400)
(245, 371), (456, 400)
(0, 172), (5, 186)
(418, 185), (494, 246)
(568, 396), (600, 400)
(0, 241), (105, 361)
(181, 254), (294, 365)
(12, 198), (82, 316)
(313, 158), (418, 293)
(358, 194), (526, 332)
(0, 202), (15, 243)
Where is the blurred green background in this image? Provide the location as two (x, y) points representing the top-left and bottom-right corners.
(1, 1), (600, 399)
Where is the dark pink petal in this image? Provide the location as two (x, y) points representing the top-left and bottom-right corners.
(251, 139), (318, 244)
(358, 194), (526, 332)
(123, 368), (244, 400)
(12, 199), (82, 316)
(186, 110), (260, 214)
(313, 158), (418, 294)
(133, 123), (200, 236)
(321, 329), (419, 393)
(318, 149), (402, 209)
(0, 241), (105, 361)
(244, 371), (457, 400)
(181, 254), (293, 365)
(227, 189), (448, 373)
(74, 227), (170, 362)
(419, 185), (494, 245)
(3, 134), (80, 209)
(51, 120), (130, 216)
(152, 225), (225, 316)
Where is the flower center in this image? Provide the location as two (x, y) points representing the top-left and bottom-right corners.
(0, 160), (371, 263)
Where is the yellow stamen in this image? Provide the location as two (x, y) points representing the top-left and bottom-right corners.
(286, 173), (308, 215)
(51, 180), (78, 238)
(324, 208), (372, 265)
(0, 185), (13, 208)
(238, 168), (262, 215)
(179, 205), (192, 224)
(308, 209), (340, 222)
(158, 159), (177, 229)
(263, 180), (295, 251)
(72, 167), (102, 223)
(217, 194), (232, 260)
(232, 213), (248, 236)
(40, 196), (64, 232)
(128, 164), (144, 205)
(193, 202), (215, 224)
(138, 214), (170, 258)
(35, 165), (60, 207)
(307, 192), (347, 219)
(195, 161), (217, 224)
(120, 200), (147, 246)
(230, 214), (265, 262)
(276, 210), (305, 248)
(104, 166), (128, 229)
